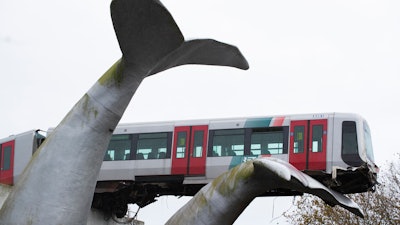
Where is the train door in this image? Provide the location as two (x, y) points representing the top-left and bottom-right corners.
(0, 140), (15, 185)
(289, 119), (327, 171)
(171, 125), (208, 175)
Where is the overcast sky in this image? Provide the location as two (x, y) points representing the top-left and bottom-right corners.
(1, 0), (400, 224)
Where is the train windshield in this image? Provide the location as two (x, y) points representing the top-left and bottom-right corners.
(363, 121), (375, 162)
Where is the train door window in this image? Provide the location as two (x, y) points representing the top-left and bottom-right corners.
(0, 141), (14, 185)
(311, 125), (323, 152)
(136, 132), (170, 160)
(211, 129), (245, 156)
(2, 146), (12, 170)
(104, 134), (131, 161)
(192, 130), (204, 158)
(293, 126), (305, 153)
(175, 132), (187, 158)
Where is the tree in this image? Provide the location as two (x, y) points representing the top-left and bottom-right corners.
(285, 155), (400, 225)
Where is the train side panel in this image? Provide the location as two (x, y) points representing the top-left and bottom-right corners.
(0, 130), (39, 185)
(13, 131), (38, 184)
(99, 159), (172, 181)
(325, 114), (335, 174)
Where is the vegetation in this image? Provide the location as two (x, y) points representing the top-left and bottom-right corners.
(285, 155), (400, 225)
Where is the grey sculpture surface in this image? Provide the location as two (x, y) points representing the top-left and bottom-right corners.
(0, 0), (248, 224)
(166, 157), (363, 225)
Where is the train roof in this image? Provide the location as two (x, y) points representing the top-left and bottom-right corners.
(3, 113), (365, 139)
(113, 112), (364, 134)
(0, 129), (39, 143)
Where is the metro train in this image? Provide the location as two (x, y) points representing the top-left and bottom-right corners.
(0, 112), (378, 217)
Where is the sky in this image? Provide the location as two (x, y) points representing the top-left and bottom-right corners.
(1, 0), (400, 224)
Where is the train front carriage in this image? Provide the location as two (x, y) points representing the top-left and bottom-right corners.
(328, 113), (378, 193)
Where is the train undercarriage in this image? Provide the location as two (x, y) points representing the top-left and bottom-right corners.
(91, 163), (377, 218)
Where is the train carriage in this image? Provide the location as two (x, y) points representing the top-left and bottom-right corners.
(0, 130), (45, 185)
(0, 112), (378, 216)
(96, 113), (377, 194)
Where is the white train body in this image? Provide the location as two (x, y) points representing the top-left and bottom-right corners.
(96, 113), (377, 194)
(0, 112), (378, 213)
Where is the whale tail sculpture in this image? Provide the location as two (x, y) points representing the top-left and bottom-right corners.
(166, 158), (364, 225)
(0, 0), (248, 224)
(111, 0), (248, 75)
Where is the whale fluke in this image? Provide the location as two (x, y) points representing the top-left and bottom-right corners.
(111, 0), (249, 75)
(111, 0), (183, 70)
(149, 39), (249, 75)
(253, 158), (363, 218)
(166, 158), (363, 225)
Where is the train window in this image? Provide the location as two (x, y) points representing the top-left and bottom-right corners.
(104, 134), (132, 161)
(342, 121), (363, 166)
(342, 122), (358, 155)
(312, 125), (323, 152)
(193, 131), (204, 158)
(293, 126), (305, 153)
(363, 121), (375, 162)
(34, 130), (46, 154)
(211, 129), (245, 156)
(137, 133), (169, 160)
(2, 146), (12, 170)
(175, 132), (187, 158)
(250, 128), (285, 155)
